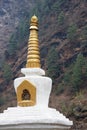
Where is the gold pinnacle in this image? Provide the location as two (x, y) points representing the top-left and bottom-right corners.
(26, 15), (41, 68)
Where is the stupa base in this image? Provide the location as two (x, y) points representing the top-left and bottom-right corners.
(0, 106), (72, 130)
(0, 123), (71, 130)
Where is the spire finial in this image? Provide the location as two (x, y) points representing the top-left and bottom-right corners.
(26, 15), (41, 68)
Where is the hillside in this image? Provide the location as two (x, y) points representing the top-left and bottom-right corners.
(0, 0), (36, 58)
(0, 0), (87, 130)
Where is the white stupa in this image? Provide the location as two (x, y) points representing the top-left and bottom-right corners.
(0, 15), (73, 130)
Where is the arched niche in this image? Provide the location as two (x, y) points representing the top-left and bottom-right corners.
(22, 89), (31, 100)
(17, 80), (36, 107)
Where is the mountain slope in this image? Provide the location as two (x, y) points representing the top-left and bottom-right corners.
(0, 0), (36, 58)
(0, 0), (87, 130)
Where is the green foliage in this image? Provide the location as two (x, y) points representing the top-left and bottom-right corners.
(31, 0), (51, 18)
(63, 63), (74, 85)
(3, 63), (13, 84)
(67, 102), (76, 116)
(46, 47), (61, 81)
(52, 1), (61, 13)
(82, 25), (87, 40)
(0, 97), (5, 106)
(8, 34), (17, 56)
(8, 18), (29, 56)
(59, 100), (80, 117)
(58, 11), (65, 25)
(57, 0), (67, 6)
(67, 24), (77, 42)
(16, 19), (29, 46)
(63, 71), (71, 83)
(7, 0), (68, 57)
(85, 59), (87, 77)
(71, 54), (85, 92)
(57, 53), (87, 94)
(75, 91), (84, 101)
(56, 83), (65, 95)
(60, 102), (68, 114)
(52, 0), (68, 13)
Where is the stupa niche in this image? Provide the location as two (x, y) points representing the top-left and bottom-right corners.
(0, 15), (73, 130)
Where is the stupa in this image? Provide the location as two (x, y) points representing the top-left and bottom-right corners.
(0, 15), (73, 130)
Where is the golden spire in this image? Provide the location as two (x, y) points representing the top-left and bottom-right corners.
(26, 15), (41, 68)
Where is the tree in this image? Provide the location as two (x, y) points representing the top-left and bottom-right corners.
(52, 1), (61, 13)
(67, 24), (77, 42)
(3, 63), (13, 84)
(71, 53), (85, 92)
(16, 19), (29, 48)
(0, 97), (5, 106)
(46, 47), (61, 81)
(8, 18), (29, 56)
(82, 25), (87, 40)
(8, 34), (17, 56)
(58, 11), (65, 25)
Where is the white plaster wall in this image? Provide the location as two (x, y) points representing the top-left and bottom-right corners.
(14, 76), (52, 107)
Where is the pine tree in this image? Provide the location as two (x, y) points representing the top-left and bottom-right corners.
(72, 53), (85, 92)
(3, 63), (13, 84)
(58, 11), (64, 25)
(67, 24), (77, 42)
(82, 25), (87, 40)
(8, 34), (17, 56)
(46, 47), (61, 81)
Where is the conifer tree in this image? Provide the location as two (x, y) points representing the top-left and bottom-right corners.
(67, 24), (77, 42)
(58, 11), (64, 25)
(46, 47), (61, 81)
(72, 53), (85, 91)
(3, 63), (13, 84)
(8, 34), (17, 56)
